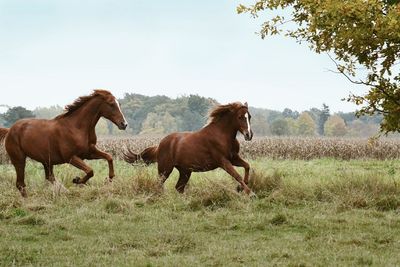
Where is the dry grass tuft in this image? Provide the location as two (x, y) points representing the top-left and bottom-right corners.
(104, 199), (132, 214)
(129, 168), (164, 196)
(187, 178), (242, 210)
(248, 169), (283, 197)
(270, 213), (288, 226)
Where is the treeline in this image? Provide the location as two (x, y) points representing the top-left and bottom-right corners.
(0, 93), (383, 137)
(250, 105), (382, 138)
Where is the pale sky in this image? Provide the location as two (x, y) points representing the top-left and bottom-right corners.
(0, 0), (365, 112)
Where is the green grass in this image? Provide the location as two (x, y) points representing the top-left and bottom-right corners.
(0, 158), (400, 266)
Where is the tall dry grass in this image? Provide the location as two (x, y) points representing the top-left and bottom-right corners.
(106, 136), (400, 160)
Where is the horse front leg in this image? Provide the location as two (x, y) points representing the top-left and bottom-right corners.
(88, 145), (115, 182)
(43, 163), (55, 183)
(231, 155), (250, 192)
(220, 158), (254, 196)
(231, 155), (250, 184)
(70, 156), (94, 184)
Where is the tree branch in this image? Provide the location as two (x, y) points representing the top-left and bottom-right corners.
(327, 53), (400, 107)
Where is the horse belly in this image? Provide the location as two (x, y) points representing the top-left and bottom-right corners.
(22, 137), (64, 164)
(190, 164), (218, 173)
(175, 152), (218, 172)
(17, 122), (65, 164)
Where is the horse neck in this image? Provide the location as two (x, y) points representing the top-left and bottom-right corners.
(60, 98), (102, 133)
(206, 117), (238, 141)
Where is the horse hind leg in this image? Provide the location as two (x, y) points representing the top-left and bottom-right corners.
(158, 163), (174, 187)
(11, 158), (27, 197)
(176, 168), (191, 194)
(5, 135), (29, 197)
(44, 163), (69, 194)
(43, 164), (55, 183)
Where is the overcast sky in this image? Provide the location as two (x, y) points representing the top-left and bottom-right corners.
(0, 0), (365, 112)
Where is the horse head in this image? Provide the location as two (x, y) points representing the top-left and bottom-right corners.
(209, 102), (253, 141)
(95, 90), (128, 130)
(235, 102), (253, 141)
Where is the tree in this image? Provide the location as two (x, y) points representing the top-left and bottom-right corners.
(336, 112), (358, 125)
(179, 109), (205, 131)
(282, 108), (299, 119)
(270, 119), (290, 136)
(251, 113), (270, 136)
(238, 1), (400, 133)
(140, 112), (166, 135)
(3, 106), (35, 127)
(0, 116), (5, 127)
(187, 94), (210, 117)
(118, 93), (214, 134)
(318, 104), (330, 136)
(324, 115), (348, 137)
(346, 119), (380, 137)
(297, 112), (316, 136)
(285, 117), (298, 136)
(95, 118), (110, 136)
(33, 105), (63, 119)
(140, 112), (178, 135)
(266, 110), (284, 123)
(123, 94), (172, 134)
(106, 121), (114, 135)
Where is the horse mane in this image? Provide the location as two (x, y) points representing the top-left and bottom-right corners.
(208, 102), (247, 123)
(55, 89), (113, 119)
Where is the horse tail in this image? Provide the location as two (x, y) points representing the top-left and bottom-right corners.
(123, 146), (158, 165)
(0, 128), (9, 143)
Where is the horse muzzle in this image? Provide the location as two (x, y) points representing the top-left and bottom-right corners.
(244, 131), (253, 141)
(118, 121), (128, 130)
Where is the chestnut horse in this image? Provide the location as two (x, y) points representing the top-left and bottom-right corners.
(124, 102), (255, 195)
(0, 90), (128, 197)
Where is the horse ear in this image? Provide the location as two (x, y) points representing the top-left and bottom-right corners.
(94, 89), (114, 104)
(244, 102), (248, 107)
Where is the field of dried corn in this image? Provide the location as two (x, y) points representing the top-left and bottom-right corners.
(2, 136), (400, 164)
(98, 136), (400, 161)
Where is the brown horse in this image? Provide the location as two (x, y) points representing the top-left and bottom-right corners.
(124, 102), (255, 195)
(0, 89), (128, 197)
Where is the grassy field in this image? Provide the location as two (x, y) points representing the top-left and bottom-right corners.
(1, 158), (400, 266)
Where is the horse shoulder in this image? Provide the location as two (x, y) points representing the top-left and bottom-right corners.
(50, 120), (90, 155)
(88, 129), (97, 145)
(232, 139), (240, 154)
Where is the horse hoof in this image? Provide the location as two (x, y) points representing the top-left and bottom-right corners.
(72, 177), (81, 184)
(236, 185), (243, 192)
(104, 177), (113, 184)
(20, 189), (28, 198)
(249, 192), (258, 199)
